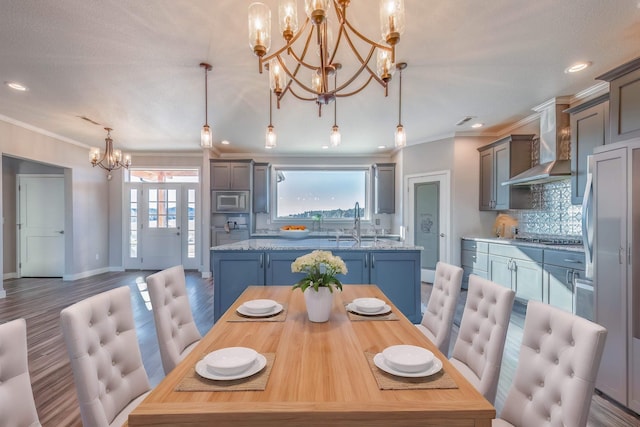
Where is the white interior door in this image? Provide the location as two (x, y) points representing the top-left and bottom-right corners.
(406, 172), (450, 283)
(140, 184), (182, 269)
(18, 175), (65, 277)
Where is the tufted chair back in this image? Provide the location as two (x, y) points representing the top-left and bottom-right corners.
(416, 261), (463, 356)
(146, 265), (202, 375)
(493, 300), (607, 427)
(0, 318), (41, 427)
(60, 286), (151, 427)
(449, 275), (515, 404)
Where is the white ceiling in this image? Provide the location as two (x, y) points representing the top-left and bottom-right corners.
(1, 1), (639, 156)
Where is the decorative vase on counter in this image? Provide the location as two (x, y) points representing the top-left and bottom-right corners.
(303, 286), (334, 322)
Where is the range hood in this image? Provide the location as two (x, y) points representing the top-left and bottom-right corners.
(502, 98), (571, 186)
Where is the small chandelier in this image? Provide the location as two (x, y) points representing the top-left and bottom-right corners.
(265, 90), (277, 149)
(200, 62), (213, 149)
(249, 0), (406, 117)
(89, 127), (131, 180)
(395, 62), (407, 148)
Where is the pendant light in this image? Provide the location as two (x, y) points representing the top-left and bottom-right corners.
(330, 71), (341, 147)
(200, 62), (213, 149)
(265, 90), (276, 149)
(395, 62), (407, 148)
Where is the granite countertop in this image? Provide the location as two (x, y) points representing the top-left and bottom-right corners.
(463, 236), (584, 253)
(211, 237), (421, 251)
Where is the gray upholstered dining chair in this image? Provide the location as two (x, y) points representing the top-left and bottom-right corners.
(449, 274), (515, 404)
(493, 300), (607, 427)
(146, 265), (202, 375)
(60, 286), (151, 427)
(0, 318), (42, 427)
(416, 261), (463, 356)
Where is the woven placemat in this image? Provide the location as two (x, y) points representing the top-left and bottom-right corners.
(364, 352), (458, 390)
(175, 353), (275, 392)
(344, 303), (399, 321)
(227, 304), (288, 322)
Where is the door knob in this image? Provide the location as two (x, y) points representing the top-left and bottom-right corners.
(439, 233), (445, 237)
(58, 230), (64, 234)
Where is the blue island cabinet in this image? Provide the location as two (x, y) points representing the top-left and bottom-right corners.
(369, 251), (421, 324)
(212, 248), (421, 323)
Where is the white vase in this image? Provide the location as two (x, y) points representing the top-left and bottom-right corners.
(303, 287), (334, 322)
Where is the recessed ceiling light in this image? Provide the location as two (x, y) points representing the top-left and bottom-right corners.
(221, 140), (230, 145)
(321, 145), (329, 150)
(564, 62), (592, 73)
(378, 145), (387, 149)
(5, 81), (28, 91)
(471, 123), (484, 129)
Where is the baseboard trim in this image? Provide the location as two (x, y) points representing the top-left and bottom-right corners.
(3, 272), (18, 280)
(63, 267), (111, 281)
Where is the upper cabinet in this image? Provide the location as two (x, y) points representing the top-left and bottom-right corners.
(566, 94), (610, 205)
(597, 56), (640, 144)
(374, 163), (395, 214)
(478, 134), (533, 211)
(253, 163), (270, 213)
(211, 160), (252, 190)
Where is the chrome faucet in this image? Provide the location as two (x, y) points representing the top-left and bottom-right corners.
(352, 201), (361, 246)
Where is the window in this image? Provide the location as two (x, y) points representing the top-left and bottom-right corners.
(148, 188), (177, 229)
(274, 167), (368, 220)
(127, 169), (199, 183)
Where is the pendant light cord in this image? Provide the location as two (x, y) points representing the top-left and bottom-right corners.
(269, 90), (273, 126)
(204, 67), (209, 126)
(398, 67), (403, 127)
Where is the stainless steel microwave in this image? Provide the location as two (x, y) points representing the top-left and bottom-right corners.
(212, 191), (249, 212)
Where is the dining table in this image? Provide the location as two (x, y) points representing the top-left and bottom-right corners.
(127, 285), (495, 427)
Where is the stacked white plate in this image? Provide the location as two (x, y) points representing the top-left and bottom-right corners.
(196, 346), (267, 380)
(346, 297), (391, 316)
(237, 299), (283, 317)
(373, 345), (442, 377)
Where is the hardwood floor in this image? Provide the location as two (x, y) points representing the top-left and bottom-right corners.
(0, 273), (637, 426)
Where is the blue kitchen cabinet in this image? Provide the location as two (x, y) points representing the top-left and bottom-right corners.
(368, 250), (421, 323)
(213, 251), (265, 322)
(333, 250), (369, 284)
(265, 251), (307, 286)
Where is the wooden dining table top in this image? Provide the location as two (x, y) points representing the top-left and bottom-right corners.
(128, 285), (495, 427)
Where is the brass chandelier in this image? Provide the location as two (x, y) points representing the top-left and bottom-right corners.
(89, 127), (131, 180)
(248, 0), (406, 123)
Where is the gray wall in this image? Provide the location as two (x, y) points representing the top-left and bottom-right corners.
(2, 156), (65, 275)
(0, 120), (110, 290)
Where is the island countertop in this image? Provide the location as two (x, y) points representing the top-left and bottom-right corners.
(210, 238), (422, 251)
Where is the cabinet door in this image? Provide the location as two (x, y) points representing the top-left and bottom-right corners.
(479, 148), (495, 210)
(230, 163), (251, 190)
(493, 142), (511, 210)
(333, 251), (368, 284)
(369, 251), (421, 323)
(265, 251), (307, 286)
(570, 101), (608, 204)
(512, 258), (543, 302)
(211, 163), (231, 190)
(488, 254), (512, 290)
(374, 164), (395, 214)
(609, 67), (640, 143)
(544, 265), (573, 312)
(212, 251), (265, 322)
(253, 164), (269, 213)
(594, 147), (628, 403)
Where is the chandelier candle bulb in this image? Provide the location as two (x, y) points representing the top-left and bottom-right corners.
(249, 2), (271, 57)
(279, 0), (298, 40)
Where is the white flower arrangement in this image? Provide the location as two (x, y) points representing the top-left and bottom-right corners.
(291, 250), (348, 292)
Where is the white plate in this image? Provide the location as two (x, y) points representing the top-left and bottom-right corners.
(373, 352), (443, 378)
(196, 353), (267, 381)
(352, 297), (386, 313)
(346, 302), (391, 316)
(280, 229), (310, 239)
(204, 346), (258, 375)
(237, 302), (283, 317)
(382, 345), (434, 373)
(242, 299), (278, 314)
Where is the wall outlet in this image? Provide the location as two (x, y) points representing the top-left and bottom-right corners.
(375, 218), (380, 225)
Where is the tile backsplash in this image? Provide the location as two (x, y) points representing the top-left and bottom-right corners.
(507, 180), (582, 238)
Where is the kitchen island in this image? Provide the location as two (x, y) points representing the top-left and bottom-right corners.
(211, 238), (422, 323)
